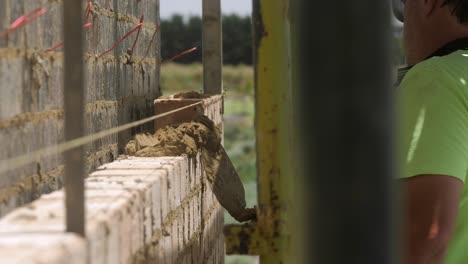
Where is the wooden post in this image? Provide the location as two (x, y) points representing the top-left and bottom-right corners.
(63, 0), (85, 236)
(202, 0), (223, 95)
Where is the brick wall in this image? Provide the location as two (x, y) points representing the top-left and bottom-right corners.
(0, 2), (226, 262)
(0, 85), (225, 263)
(0, 0), (161, 215)
(0, 155), (225, 264)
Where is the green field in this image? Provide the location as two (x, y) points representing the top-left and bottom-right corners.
(161, 63), (254, 96)
(161, 63), (258, 264)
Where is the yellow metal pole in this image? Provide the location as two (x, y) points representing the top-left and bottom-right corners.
(224, 0), (303, 261)
(253, 0), (300, 262)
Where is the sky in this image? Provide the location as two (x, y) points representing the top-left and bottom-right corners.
(160, 0), (252, 18)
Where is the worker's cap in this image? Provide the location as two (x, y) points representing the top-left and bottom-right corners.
(392, 0), (404, 22)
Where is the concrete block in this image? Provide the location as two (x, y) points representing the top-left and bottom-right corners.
(162, 165), (175, 214)
(0, 2), (8, 48)
(179, 213), (185, 255)
(0, 233), (86, 264)
(170, 219), (178, 261)
(0, 57), (24, 120)
(159, 173), (169, 228)
(184, 205), (189, 248)
(180, 161), (187, 207)
(0, 72), (227, 263)
(190, 198), (195, 241)
(0, 0), (161, 214)
(163, 235), (172, 264)
(174, 162), (182, 208)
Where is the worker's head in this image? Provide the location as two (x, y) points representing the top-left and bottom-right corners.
(402, 0), (468, 64)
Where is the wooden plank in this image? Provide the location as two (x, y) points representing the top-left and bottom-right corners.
(202, 0), (223, 95)
(63, 0), (85, 236)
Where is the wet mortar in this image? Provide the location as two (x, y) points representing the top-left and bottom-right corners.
(125, 114), (256, 223)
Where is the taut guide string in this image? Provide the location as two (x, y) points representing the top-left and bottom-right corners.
(0, 102), (204, 174)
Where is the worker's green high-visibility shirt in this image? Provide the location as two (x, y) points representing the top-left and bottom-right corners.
(399, 49), (468, 263)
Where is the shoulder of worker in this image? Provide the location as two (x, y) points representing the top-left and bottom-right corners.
(401, 50), (468, 98)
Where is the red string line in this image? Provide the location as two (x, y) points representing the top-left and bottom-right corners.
(85, 2), (93, 21)
(129, 15), (145, 54)
(0, 7), (47, 39)
(46, 23), (93, 52)
(98, 21), (143, 58)
(165, 47), (198, 63)
(137, 23), (160, 64)
(2, 3), (193, 64)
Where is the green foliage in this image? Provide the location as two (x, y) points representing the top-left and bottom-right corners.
(161, 15), (202, 64)
(223, 97), (256, 183)
(160, 63), (203, 93)
(161, 14), (252, 65)
(222, 14), (253, 65)
(160, 63), (254, 95)
(222, 65), (255, 95)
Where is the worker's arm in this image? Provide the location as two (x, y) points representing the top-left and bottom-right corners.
(401, 175), (462, 264)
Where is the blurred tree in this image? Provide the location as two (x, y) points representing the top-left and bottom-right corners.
(160, 15), (202, 63)
(223, 14), (252, 65)
(161, 14), (252, 65)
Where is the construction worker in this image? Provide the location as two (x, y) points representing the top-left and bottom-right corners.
(396, 0), (468, 263)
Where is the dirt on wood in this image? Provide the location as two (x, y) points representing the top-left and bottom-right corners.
(125, 114), (256, 222)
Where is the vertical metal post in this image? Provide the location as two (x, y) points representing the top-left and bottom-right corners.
(296, 1), (395, 263)
(253, 0), (300, 262)
(202, 0), (223, 95)
(63, 0), (85, 236)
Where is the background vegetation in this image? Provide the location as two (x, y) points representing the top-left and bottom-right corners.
(161, 15), (253, 65)
(160, 15), (406, 66)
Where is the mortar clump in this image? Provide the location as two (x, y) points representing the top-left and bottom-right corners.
(125, 115), (220, 158)
(158, 91), (211, 100)
(125, 114), (256, 222)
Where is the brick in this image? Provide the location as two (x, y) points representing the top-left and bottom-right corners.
(180, 160), (187, 205)
(163, 235), (172, 264)
(171, 219), (178, 261)
(0, 58), (24, 120)
(184, 204), (189, 248)
(0, 233), (86, 264)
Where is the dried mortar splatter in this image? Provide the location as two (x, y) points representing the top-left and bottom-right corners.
(125, 114), (256, 222)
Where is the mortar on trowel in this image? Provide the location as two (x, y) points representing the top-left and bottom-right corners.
(125, 92), (256, 222)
